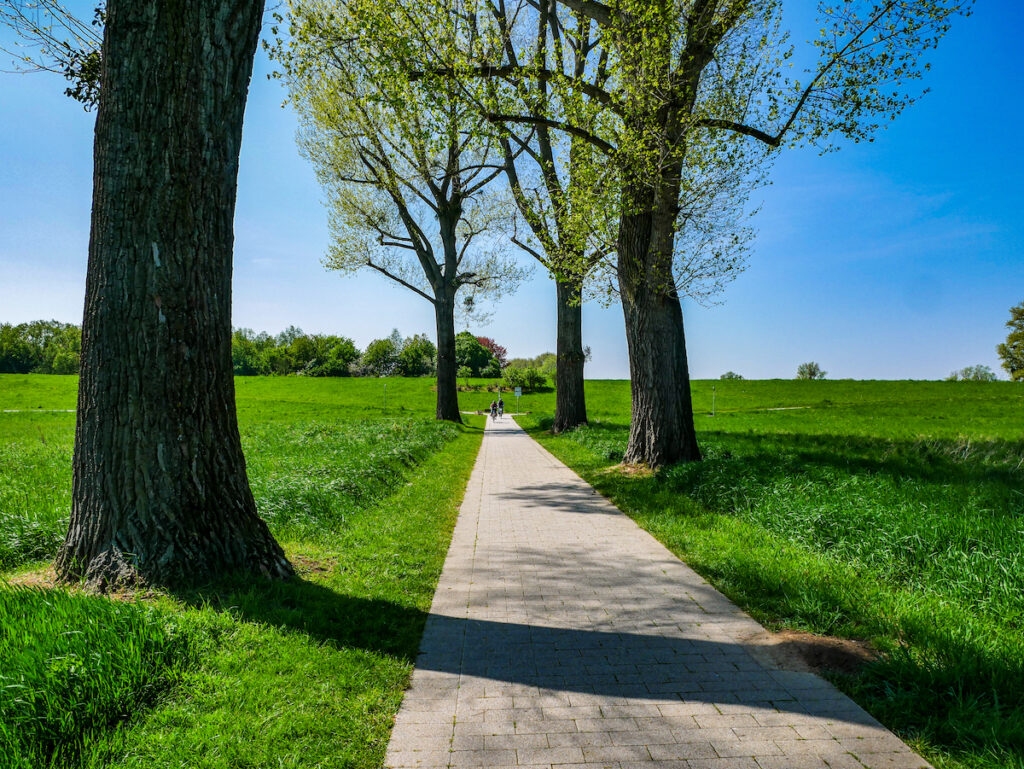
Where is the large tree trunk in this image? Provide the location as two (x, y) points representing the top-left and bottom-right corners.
(55, 0), (292, 590)
(617, 184), (701, 468)
(434, 295), (462, 423)
(552, 279), (588, 433)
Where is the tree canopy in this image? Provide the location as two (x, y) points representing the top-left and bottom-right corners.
(996, 301), (1024, 382)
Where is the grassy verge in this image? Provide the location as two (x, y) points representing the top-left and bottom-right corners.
(101, 417), (483, 768)
(0, 587), (225, 769)
(519, 415), (1024, 769)
(0, 373), (485, 767)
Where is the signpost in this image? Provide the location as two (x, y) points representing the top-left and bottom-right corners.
(515, 386), (522, 414)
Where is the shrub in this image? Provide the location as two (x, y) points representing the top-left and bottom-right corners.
(502, 366), (547, 392)
(720, 371), (743, 380)
(455, 332), (494, 376)
(946, 365), (998, 382)
(796, 362), (826, 380)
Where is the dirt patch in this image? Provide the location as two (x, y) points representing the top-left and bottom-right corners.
(602, 462), (654, 478)
(5, 565), (58, 589)
(4, 566), (163, 602)
(741, 628), (877, 675)
(289, 553), (337, 577)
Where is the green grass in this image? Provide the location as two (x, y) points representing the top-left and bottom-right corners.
(0, 374), (485, 768)
(517, 379), (1024, 769)
(2, 374), (1022, 768)
(0, 587), (224, 769)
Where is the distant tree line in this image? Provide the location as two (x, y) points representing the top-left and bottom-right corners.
(1, 321), (556, 384)
(946, 365), (998, 382)
(230, 327), (527, 379)
(0, 320), (81, 374)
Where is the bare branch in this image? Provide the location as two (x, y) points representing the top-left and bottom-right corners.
(365, 259), (436, 304)
(695, 118), (781, 147)
(552, 0), (613, 27)
(486, 113), (616, 155)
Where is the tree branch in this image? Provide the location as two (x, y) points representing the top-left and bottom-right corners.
(552, 0), (612, 27)
(413, 64), (620, 113)
(365, 259), (436, 304)
(694, 117), (781, 147)
(774, 0), (900, 143)
(486, 113), (616, 155)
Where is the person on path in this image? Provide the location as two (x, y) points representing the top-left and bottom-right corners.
(497, 397), (504, 417)
(489, 400), (498, 420)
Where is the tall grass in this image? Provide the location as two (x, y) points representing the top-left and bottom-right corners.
(0, 375), (477, 769)
(245, 418), (460, 541)
(0, 586), (218, 769)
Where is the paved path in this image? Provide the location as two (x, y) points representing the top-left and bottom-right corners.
(385, 417), (930, 769)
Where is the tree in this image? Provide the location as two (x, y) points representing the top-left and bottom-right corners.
(0, 320), (81, 374)
(273, 1), (526, 423)
(361, 338), (400, 377)
(305, 335), (361, 376)
(502, 366), (547, 393)
(55, 0), (292, 589)
(0, 323), (37, 373)
(475, 336), (508, 368)
(232, 328), (276, 376)
(455, 331), (495, 376)
(397, 334), (437, 377)
(0, 1), (103, 107)
(385, 0), (970, 466)
(996, 301), (1024, 381)
(720, 371), (743, 380)
(946, 365), (998, 382)
(796, 362), (827, 381)
(462, 5), (619, 433)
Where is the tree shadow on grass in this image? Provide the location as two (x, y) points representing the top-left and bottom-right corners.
(532, 418), (1024, 499)
(169, 573), (429, 662)
(691, 429), (1024, 490)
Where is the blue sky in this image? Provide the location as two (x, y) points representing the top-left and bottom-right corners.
(1, 2), (1021, 379)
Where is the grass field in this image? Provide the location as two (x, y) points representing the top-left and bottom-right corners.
(516, 379), (1023, 769)
(0, 374), (484, 768)
(1, 374), (1022, 768)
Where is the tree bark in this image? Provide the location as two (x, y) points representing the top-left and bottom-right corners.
(55, 0), (292, 590)
(552, 279), (588, 433)
(617, 182), (702, 468)
(434, 294), (463, 423)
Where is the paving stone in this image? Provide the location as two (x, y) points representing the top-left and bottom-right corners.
(381, 418), (933, 768)
(647, 742), (717, 760)
(447, 748), (517, 766)
(583, 745), (654, 762)
(516, 746), (586, 764)
(755, 756), (831, 769)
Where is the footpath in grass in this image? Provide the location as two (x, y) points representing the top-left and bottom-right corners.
(518, 386), (1024, 769)
(0, 374), (485, 768)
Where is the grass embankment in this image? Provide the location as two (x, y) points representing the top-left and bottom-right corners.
(0, 374), (484, 768)
(519, 380), (1024, 769)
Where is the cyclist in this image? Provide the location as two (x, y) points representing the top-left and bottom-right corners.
(489, 400), (498, 420)
(497, 397), (504, 418)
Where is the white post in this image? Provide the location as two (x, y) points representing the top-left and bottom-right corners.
(383, 382), (387, 413)
(712, 385), (716, 417)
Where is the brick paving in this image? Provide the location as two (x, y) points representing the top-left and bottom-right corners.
(384, 416), (930, 769)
